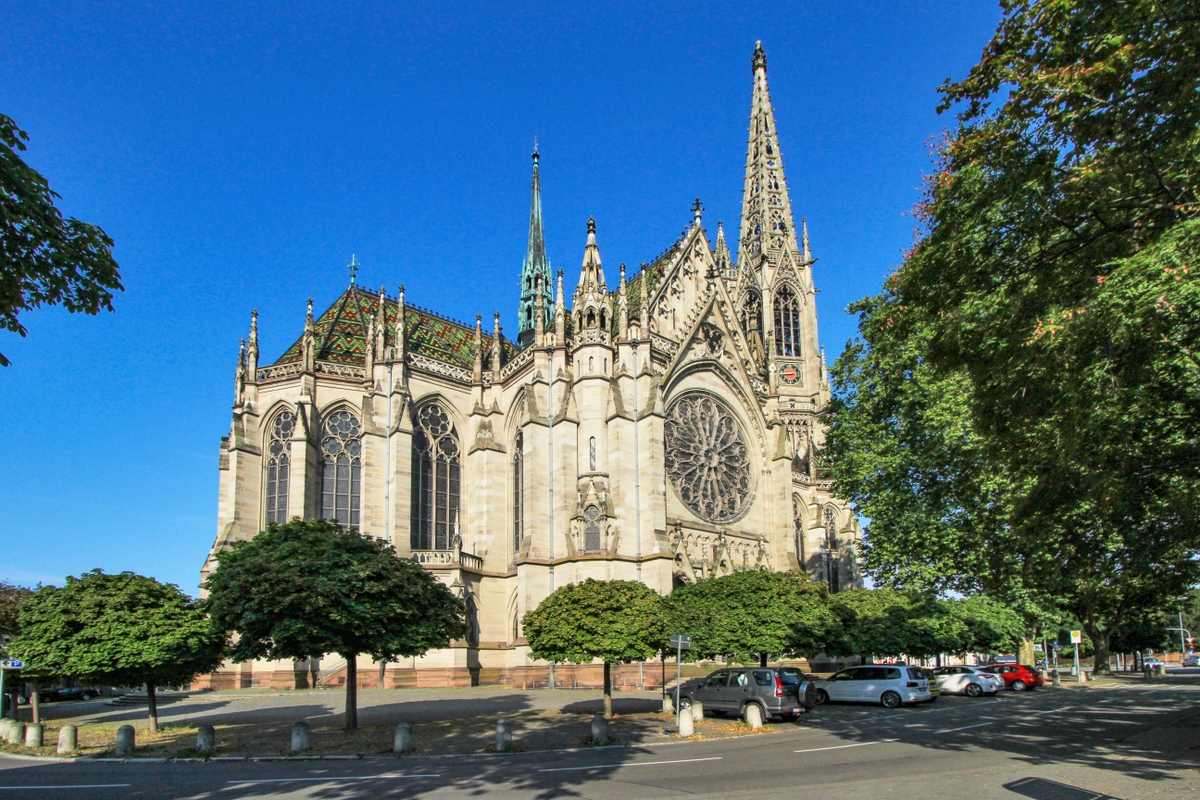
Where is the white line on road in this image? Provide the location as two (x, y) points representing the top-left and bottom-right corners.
(0, 785), (132, 791)
(226, 774), (440, 784)
(794, 740), (898, 753)
(935, 722), (994, 733)
(538, 757), (722, 773)
(1032, 707), (1072, 715)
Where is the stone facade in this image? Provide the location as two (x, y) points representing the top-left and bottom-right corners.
(199, 42), (862, 688)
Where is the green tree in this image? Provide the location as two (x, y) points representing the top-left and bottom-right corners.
(522, 579), (665, 719)
(0, 581), (34, 644)
(667, 571), (839, 667)
(947, 596), (1026, 656)
(8, 570), (226, 732)
(828, 589), (966, 660)
(0, 114), (122, 367)
(825, 0), (1200, 674)
(204, 519), (466, 730)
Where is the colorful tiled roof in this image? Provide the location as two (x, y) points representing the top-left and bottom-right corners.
(274, 286), (520, 371)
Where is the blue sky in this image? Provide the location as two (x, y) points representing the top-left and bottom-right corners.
(0, 1), (1001, 593)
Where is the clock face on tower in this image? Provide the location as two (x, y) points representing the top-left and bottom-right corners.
(664, 392), (754, 523)
(780, 364), (800, 384)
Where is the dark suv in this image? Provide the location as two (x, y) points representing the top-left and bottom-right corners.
(676, 667), (815, 724)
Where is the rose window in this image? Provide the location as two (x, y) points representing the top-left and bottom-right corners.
(664, 393), (753, 523)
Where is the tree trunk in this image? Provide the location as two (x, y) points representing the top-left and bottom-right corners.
(1082, 621), (1111, 676)
(147, 683), (159, 734)
(30, 681), (40, 725)
(378, 660), (387, 689)
(759, 653), (768, 668)
(344, 655), (358, 731)
(603, 662), (613, 720)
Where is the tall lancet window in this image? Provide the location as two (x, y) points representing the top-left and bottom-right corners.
(321, 410), (362, 528)
(792, 493), (805, 568)
(512, 431), (524, 556)
(773, 285), (801, 357)
(411, 403), (460, 551)
(265, 410), (295, 525)
(741, 292), (763, 345)
(824, 505), (840, 594)
(589, 437), (597, 471)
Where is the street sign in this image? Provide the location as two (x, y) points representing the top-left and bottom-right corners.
(1070, 631), (1082, 644)
(0, 660), (22, 669)
(669, 635), (692, 651)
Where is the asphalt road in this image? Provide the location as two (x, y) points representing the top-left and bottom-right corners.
(1, 684), (1197, 799)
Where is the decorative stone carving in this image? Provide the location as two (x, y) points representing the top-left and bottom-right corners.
(664, 393), (753, 523)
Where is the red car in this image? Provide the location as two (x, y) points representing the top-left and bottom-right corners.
(985, 663), (1044, 691)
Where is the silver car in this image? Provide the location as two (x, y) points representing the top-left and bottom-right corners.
(813, 665), (932, 708)
(932, 665), (1002, 697)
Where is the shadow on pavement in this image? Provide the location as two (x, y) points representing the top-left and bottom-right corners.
(1004, 776), (1119, 800)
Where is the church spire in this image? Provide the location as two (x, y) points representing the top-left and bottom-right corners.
(737, 40), (802, 279)
(518, 141), (553, 347)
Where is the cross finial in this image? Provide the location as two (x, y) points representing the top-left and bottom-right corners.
(692, 198), (704, 221)
(347, 254), (359, 285)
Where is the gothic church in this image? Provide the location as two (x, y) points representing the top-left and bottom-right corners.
(201, 42), (862, 688)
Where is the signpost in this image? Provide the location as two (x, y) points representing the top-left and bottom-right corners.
(1071, 630), (1082, 681)
(669, 635), (692, 718)
(0, 659), (22, 720)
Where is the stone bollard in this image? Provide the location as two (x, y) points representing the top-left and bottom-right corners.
(495, 718), (512, 752)
(24, 723), (43, 748)
(0, 719), (14, 744)
(58, 725), (77, 754)
(1153, 664), (1165, 678)
(291, 722), (310, 753)
(6, 722), (25, 746)
(1052, 670), (1062, 687)
(196, 725), (215, 754)
(590, 714), (608, 746)
(677, 708), (694, 737)
(662, 695), (674, 714)
(691, 701), (704, 722)
(393, 723), (412, 754)
(115, 725), (135, 756)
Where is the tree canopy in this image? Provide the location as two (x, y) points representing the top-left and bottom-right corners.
(522, 578), (666, 718)
(667, 571), (838, 666)
(8, 570), (226, 731)
(0, 580), (33, 645)
(0, 113), (122, 367)
(823, 0), (1200, 674)
(204, 519), (467, 730)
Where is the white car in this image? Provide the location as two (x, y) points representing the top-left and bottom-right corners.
(932, 665), (1002, 697)
(813, 665), (932, 708)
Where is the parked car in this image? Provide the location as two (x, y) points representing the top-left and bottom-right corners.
(932, 666), (1002, 697)
(1182, 655), (1199, 667)
(813, 665), (932, 708)
(675, 667), (815, 724)
(41, 687), (100, 702)
(1143, 657), (1165, 668)
(984, 663), (1044, 691)
(918, 668), (940, 701)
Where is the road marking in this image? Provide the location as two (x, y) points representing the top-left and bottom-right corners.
(794, 739), (897, 753)
(226, 774), (439, 784)
(935, 722), (994, 733)
(0, 786), (132, 791)
(538, 756), (722, 773)
(1032, 706), (1071, 715)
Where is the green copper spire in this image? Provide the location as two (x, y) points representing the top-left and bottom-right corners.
(518, 140), (553, 346)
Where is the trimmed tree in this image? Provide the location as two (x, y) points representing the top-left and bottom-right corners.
(828, 589), (966, 661)
(8, 570), (226, 732)
(204, 519), (467, 730)
(522, 579), (666, 719)
(667, 571), (839, 666)
(947, 596), (1026, 658)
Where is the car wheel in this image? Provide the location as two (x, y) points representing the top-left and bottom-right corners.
(676, 696), (692, 712)
(1012, 680), (1028, 691)
(80, 693), (92, 701)
(965, 683), (983, 698)
(881, 691), (902, 709)
(814, 689), (830, 705)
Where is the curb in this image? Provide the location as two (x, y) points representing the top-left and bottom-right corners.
(0, 750), (78, 763)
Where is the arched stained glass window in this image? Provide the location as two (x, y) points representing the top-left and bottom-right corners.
(774, 285), (801, 357)
(583, 505), (601, 552)
(792, 493), (805, 567)
(321, 410), (362, 528)
(265, 411), (295, 525)
(824, 505), (840, 594)
(411, 403), (460, 551)
(512, 431), (524, 556)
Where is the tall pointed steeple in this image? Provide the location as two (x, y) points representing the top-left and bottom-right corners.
(518, 141), (553, 347)
(737, 41), (803, 281)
